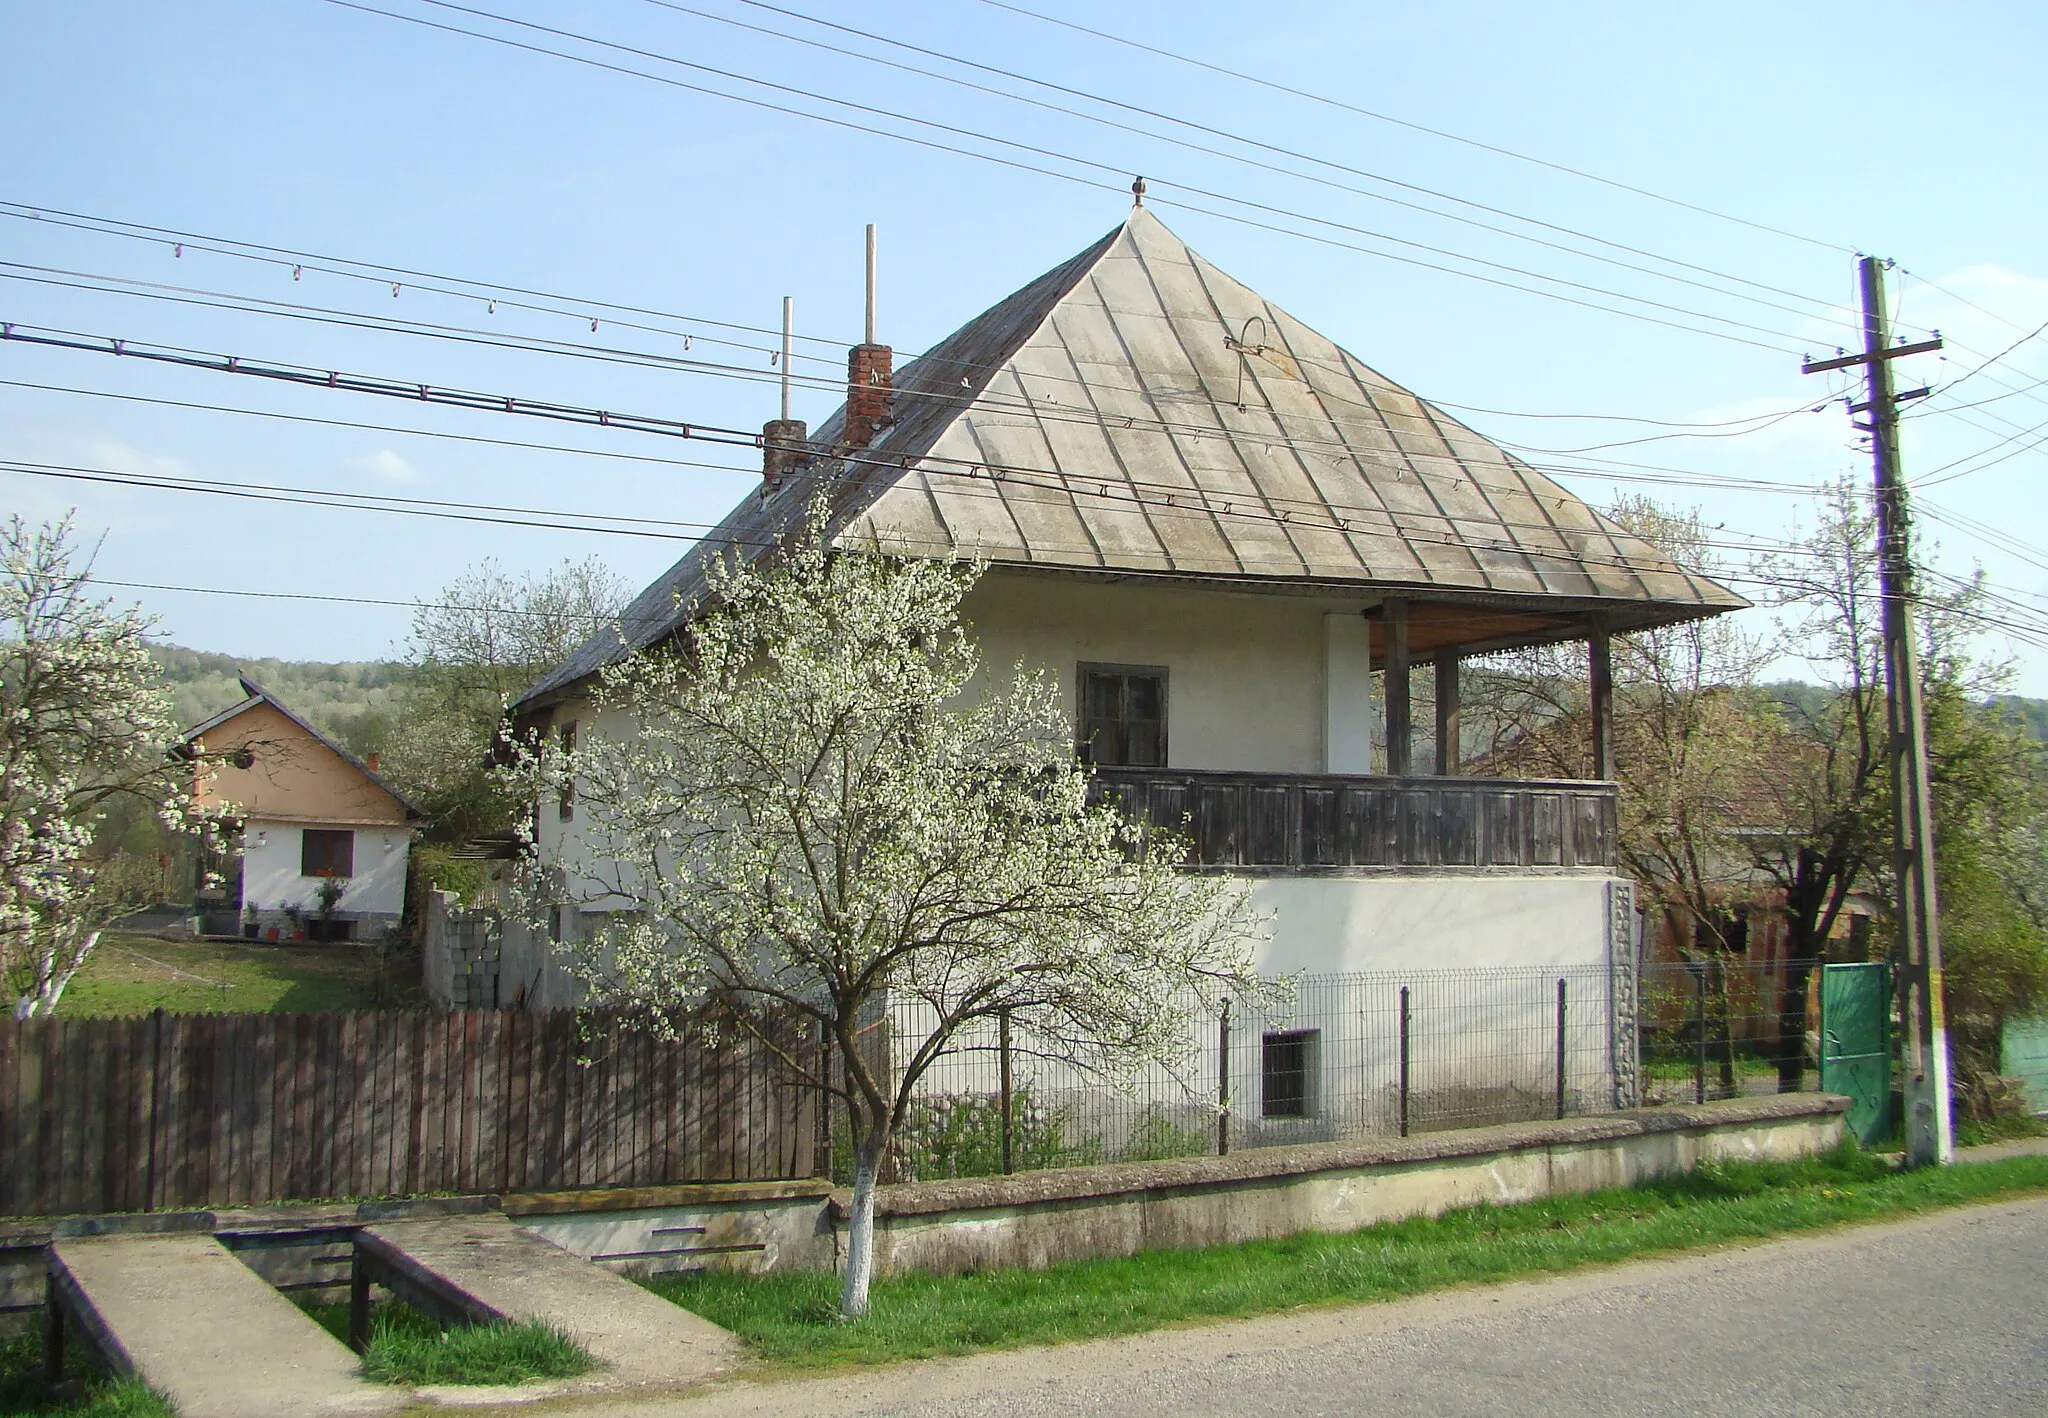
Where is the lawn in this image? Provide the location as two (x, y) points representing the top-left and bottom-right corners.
(53, 933), (389, 1016)
(649, 1146), (2048, 1370)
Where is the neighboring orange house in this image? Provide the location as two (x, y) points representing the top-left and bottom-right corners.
(182, 676), (420, 941)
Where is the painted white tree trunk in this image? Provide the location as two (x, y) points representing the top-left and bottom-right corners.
(840, 1146), (881, 1317)
(15, 928), (96, 1019)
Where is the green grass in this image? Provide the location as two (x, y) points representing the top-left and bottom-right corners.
(0, 1327), (173, 1418)
(647, 1147), (2048, 1369)
(298, 1300), (595, 1387)
(54, 934), (386, 1016)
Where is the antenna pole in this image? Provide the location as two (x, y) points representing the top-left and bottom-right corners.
(864, 224), (877, 347)
(780, 296), (793, 423)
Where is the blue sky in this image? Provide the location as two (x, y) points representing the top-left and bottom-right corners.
(5, 1), (2046, 687)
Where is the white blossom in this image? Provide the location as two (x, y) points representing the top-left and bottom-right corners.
(502, 498), (1266, 1315)
(2, 515), (213, 1017)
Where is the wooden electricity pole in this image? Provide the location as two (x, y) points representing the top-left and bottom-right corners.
(1803, 256), (1951, 1166)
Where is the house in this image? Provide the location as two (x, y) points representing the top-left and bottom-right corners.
(507, 206), (1746, 1123)
(181, 676), (420, 942)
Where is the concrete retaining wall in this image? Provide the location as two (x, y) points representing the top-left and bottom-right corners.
(838, 1093), (1846, 1277)
(0, 1095), (1847, 1329)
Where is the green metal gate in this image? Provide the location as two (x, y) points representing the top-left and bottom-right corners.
(1820, 962), (1892, 1147)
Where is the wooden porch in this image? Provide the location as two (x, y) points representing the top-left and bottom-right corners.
(1092, 767), (1619, 874)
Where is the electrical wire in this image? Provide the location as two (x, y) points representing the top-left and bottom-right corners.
(637, 0), (1859, 333)
(974, 0), (1853, 256)
(5, 198), (1845, 434)
(317, 0), (1817, 356)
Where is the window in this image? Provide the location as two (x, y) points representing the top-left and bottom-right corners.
(301, 828), (354, 879)
(1261, 1029), (1318, 1118)
(557, 720), (578, 821)
(1078, 665), (1167, 767)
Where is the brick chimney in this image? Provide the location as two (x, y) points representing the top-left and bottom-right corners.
(762, 417), (808, 490)
(844, 223), (893, 450)
(845, 342), (893, 450)
(365, 752), (381, 774)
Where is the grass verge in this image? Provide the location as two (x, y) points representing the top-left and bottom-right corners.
(299, 1300), (595, 1387)
(0, 1328), (172, 1418)
(648, 1146), (2048, 1369)
(55, 934), (387, 1016)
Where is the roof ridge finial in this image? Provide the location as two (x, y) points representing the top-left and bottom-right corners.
(1131, 175), (1146, 208)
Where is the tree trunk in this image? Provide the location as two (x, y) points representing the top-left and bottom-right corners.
(1776, 955), (1819, 1093)
(839, 1139), (883, 1318)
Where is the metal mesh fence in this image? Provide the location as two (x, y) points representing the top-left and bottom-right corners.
(867, 962), (1711, 1184)
(1638, 958), (1823, 1105)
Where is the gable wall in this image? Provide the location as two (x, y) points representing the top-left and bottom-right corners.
(191, 700), (407, 827)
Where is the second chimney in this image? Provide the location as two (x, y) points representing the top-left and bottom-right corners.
(845, 342), (892, 449)
(845, 223), (892, 450)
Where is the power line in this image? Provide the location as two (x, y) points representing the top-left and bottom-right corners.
(974, 0), (1853, 256)
(0, 323), (768, 449)
(0, 377), (765, 478)
(7, 198), (1840, 432)
(2, 314), (1834, 510)
(320, 0), (1817, 355)
(640, 0), (1858, 332)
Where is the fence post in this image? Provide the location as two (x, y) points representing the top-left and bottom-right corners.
(142, 1007), (164, 1213)
(1216, 997), (1232, 1156)
(998, 1008), (1015, 1176)
(1554, 978), (1568, 1120)
(1398, 985), (1411, 1138)
(1693, 966), (1708, 1104)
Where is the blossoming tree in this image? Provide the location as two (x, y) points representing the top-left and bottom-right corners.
(2, 515), (202, 1017)
(508, 504), (1264, 1316)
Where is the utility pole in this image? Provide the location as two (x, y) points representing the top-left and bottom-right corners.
(1803, 257), (1951, 1166)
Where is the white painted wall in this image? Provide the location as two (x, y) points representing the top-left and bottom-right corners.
(1322, 612), (1375, 774)
(963, 572), (1369, 773)
(1248, 875), (1619, 975)
(241, 819), (411, 919)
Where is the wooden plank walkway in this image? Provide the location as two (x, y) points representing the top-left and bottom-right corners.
(47, 1233), (405, 1418)
(354, 1215), (739, 1388)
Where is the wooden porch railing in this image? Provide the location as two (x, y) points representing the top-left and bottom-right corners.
(1090, 768), (1618, 873)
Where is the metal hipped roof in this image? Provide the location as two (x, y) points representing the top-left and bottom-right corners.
(520, 209), (1745, 707)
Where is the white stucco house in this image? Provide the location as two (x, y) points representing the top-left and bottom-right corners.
(182, 676), (420, 942)
(505, 207), (1747, 1132)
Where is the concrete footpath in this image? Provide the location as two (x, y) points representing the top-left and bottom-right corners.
(513, 1192), (2048, 1418)
(48, 1233), (404, 1418)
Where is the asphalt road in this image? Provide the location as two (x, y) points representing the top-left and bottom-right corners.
(543, 1196), (2048, 1418)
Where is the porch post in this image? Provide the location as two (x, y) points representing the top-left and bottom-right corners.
(1434, 649), (1461, 776)
(1384, 597), (1412, 776)
(1589, 615), (1614, 780)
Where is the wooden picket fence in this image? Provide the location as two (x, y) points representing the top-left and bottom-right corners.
(0, 1009), (819, 1218)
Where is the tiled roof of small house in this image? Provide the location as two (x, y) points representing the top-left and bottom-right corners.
(520, 208), (1746, 708)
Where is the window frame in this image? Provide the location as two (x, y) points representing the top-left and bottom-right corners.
(300, 828), (355, 880)
(1076, 662), (1169, 768)
(1260, 1028), (1320, 1119)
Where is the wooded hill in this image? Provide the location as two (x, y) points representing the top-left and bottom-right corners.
(152, 646), (411, 758)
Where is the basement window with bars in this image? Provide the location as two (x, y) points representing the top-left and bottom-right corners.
(301, 828), (354, 880)
(1078, 664), (1167, 767)
(1261, 1029), (1319, 1119)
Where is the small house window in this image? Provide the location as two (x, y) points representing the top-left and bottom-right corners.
(301, 828), (354, 879)
(1078, 665), (1167, 767)
(1261, 1029), (1318, 1118)
(557, 720), (578, 822)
